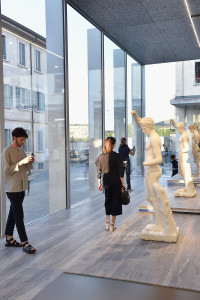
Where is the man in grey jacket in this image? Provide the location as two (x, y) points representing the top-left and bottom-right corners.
(1, 127), (36, 254)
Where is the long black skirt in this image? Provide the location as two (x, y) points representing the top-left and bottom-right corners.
(103, 173), (122, 216)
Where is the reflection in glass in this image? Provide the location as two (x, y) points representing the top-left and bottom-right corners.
(127, 55), (142, 175)
(104, 36), (125, 150)
(2, 0), (66, 223)
(68, 5), (102, 204)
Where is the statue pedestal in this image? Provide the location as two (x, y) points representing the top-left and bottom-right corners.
(167, 174), (200, 186)
(141, 225), (179, 243)
(175, 188), (196, 198)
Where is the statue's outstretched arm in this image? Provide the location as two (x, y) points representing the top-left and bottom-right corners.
(170, 119), (176, 128)
(131, 110), (141, 127)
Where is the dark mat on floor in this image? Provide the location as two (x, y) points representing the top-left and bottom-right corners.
(33, 272), (200, 300)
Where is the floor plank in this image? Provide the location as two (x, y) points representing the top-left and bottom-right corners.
(0, 176), (199, 299)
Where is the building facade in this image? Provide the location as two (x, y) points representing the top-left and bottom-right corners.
(171, 60), (200, 170)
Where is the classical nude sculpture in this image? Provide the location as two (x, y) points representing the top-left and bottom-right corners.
(170, 119), (196, 197)
(131, 110), (178, 242)
(189, 125), (200, 177)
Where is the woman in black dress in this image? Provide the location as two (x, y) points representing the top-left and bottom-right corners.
(95, 137), (125, 232)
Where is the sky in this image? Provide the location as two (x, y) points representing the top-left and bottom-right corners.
(2, 1), (176, 125)
(2, 0), (46, 37)
(145, 62), (176, 123)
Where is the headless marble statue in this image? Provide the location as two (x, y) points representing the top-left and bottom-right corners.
(170, 119), (196, 197)
(189, 125), (200, 177)
(131, 110), (178, 242)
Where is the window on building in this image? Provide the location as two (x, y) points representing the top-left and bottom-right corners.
(37, 130), (44, 152)
(16, 87), (31, 109)
(195, 61), (200, 84)
(54, 74), (64, 94)
(35, 50), (41, 71)
(33, 91), (45, 111)
(22, 129), (32, 153)
(38, 162), (44, 170)
(2, 35), (6, 60)
(5, 129), (11, 147)
(19, 42), (25, 66)
(4, 84), (13, 107)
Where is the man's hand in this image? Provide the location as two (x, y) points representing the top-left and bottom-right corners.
(19, 155), (34, 167)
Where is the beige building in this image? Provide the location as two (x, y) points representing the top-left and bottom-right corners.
(2, 15), (48, 172)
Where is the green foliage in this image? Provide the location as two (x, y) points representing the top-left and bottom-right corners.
(105, 131), (114, 138)
(155, 126), (172, 137)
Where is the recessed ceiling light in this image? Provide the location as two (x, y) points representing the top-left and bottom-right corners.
(184, 0), (200, 47)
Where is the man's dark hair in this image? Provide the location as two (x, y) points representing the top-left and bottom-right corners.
(120, 137), (126, 147)
(171, 154), (176, 160)
(12, 127), (28, 138)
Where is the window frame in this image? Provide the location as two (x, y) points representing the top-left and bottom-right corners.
(35, 49), (41, 72)
(4, 84), (13, 108)
(195, 61), (200, 84)
(2, 34), (6, 60)
(16, 86), (31, 110)
(18, 41), (26, 67)
(37, 129), (44, 152)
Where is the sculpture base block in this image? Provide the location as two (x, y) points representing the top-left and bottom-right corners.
(175, 189), (196, 198)
(167, 174), (200, 186)
(141, 225), (179, 243)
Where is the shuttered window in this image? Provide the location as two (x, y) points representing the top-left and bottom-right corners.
(36, 50), (41, 71)
(19, 42), (25, 66)
(2, 35), (6, 60)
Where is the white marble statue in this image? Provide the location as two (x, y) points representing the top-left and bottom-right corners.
(131, 110), (178, 242)
(189, 125), (200, 177)
(170, 119), (196, 197)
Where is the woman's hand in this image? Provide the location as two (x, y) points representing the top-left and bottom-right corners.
(98, 183), (103, 191)
(120, 177), (126, 189)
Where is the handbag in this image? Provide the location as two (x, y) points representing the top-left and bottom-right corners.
(121, 187), (130, 205)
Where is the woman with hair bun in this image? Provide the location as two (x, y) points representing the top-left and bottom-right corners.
(95, 137), (125, 232)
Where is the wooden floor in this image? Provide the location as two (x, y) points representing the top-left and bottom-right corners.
(0, 176), (200, 299)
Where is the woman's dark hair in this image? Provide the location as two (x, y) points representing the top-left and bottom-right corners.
(120, 137), (126, 147)
(12, 127), (28, 138)
(103, 137), (116, 153)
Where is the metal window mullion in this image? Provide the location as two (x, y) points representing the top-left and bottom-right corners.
(64, 1), (70, 209)
(101, 31), (105, 144)
(0, 6), (6, 237)
(141, 65), (145, 176)
(125, 52), (127, 139)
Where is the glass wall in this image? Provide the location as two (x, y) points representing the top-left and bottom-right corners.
(67, 5), (102, 205)
(0, 1), (143, 227)
(127, 55), (142, 175)
(104, 36), (126, 150)
(2, 0), (66, 223)
(145, 62), (176, 176)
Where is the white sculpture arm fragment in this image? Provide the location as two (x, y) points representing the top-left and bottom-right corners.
(131, 110), (141, 127)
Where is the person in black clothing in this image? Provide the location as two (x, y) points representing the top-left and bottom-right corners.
(171, 154), (178, 177)
(118, 137), (135, 191)
(95, 137), (125, 232)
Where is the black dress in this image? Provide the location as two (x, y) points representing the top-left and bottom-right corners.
(95, 151), (123, 216)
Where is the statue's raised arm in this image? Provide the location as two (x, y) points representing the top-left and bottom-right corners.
(131, 110), (141, 127)
(170, 119), (176, 128)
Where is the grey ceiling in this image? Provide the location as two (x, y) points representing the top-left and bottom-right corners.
(68, 0), (200, 65)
